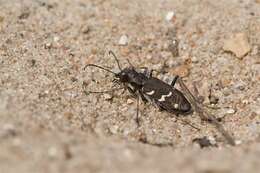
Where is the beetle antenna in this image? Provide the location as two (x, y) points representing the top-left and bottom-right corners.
(84, 64), (116, 75)
(109, 50), (122, 71)
(84, 87), (125, 94)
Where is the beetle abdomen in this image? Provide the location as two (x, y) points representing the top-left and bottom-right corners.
(142, 77), (192, 114)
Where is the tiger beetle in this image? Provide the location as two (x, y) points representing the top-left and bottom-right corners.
(84, 51), (236, 146)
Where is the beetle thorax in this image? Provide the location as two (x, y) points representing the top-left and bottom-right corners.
(116, 68), (148, 86)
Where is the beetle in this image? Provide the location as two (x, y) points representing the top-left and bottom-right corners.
(84, 51), (236, 146)
(85, 51), (191, 116)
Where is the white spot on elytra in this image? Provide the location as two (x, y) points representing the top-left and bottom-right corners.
(158, 92), (172, 102)
(146, 90), (155, 95)
(174, 103), (178, 109)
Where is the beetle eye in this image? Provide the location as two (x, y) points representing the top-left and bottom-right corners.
(115, 73), (120, 78)
(119, 73), (128, 82)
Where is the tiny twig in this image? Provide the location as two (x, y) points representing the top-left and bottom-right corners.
(83, 87), (125, 95)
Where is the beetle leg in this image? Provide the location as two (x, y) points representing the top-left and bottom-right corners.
(136, 95), (140, 127)
(138, 91), (148, 103)
(126, 88), (144, 127)
(170, 75), (179, 87)
(126, 86), (137, 97)
(149, 69), (154, 78)
(124, 86), (141, 127)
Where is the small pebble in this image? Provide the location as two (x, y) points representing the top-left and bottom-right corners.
(191, 56), (199, 63)
(118, 35), (128, 46)
(234, 82), (245, 91)
(235, 140), (242, 145)
(146, 54), (152, 60)
(53, 36), (60, 42)
(165, 11), (175, 21)
(127, 99), (134, 104)
(208, 136), (217, 145)
(242, 99), (249, 105)
(225, 108), (236, 114)
(222, 87), (231, 96)
(223, 32), (251, 58)
(109, 125), (119, 134)
(103, 93), (113, 100)
(44, 42), (52, 49)
(81, 25), (90, 34)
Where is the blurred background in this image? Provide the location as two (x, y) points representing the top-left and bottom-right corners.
(0, 0), (259, 172)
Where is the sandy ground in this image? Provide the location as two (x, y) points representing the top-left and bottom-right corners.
(0, 0), (260, 173)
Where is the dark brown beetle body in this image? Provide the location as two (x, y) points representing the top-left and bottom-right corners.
(115, 67), (192, 114)
(86, 61), (192, 115)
